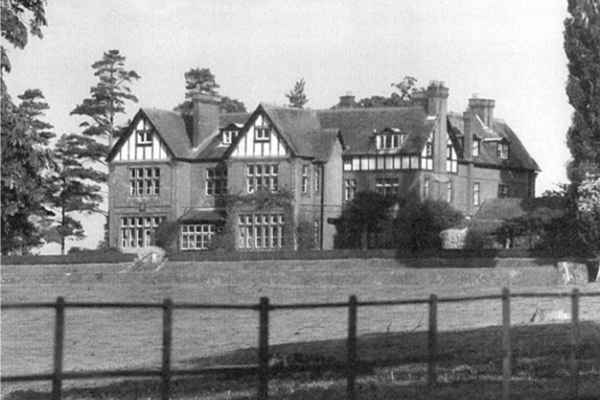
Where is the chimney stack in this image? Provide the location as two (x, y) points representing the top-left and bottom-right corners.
(337, 91), (356, 108)
(468, 97), (495, 128)
(192, 92), (221, 148)
(413, 81), (449, 116)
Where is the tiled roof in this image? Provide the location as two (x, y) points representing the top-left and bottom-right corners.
(261, 104), (322, 157)
(143, 108), (191, 158)
(316, 107), (434, 155)
(447, 113), (540, 171)
(475, 197), (565, 221)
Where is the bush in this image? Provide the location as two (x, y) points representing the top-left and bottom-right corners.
(464, 228), (493, 250)
(297, 219), (316, 250)
(154, 220), (181, 253)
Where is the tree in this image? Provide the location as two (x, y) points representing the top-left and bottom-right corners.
(564, 0), (600, 182)
(173, 68), (246, 115)
(285, 78), (308, 109)
(357, 76), (421, 108)
(17, 88), (55, 144)
(1, 0), (50, 254)
(44, 134), (106, 254)
(71, 49), (141, 148)
(564, 0), (600, 276)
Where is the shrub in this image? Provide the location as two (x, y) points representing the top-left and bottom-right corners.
(297, 219), (316, 250)
(154, 220), (181, 253)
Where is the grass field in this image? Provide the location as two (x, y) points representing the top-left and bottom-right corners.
(1, 259), (599, 399)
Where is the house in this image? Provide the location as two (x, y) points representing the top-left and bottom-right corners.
(106, 81), (539, 252)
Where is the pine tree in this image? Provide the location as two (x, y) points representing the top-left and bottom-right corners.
(71, 49), (141, 148)
(285, 78), (308, 109)
(173, 68), (246, 115)
(45, 134), (106, 254)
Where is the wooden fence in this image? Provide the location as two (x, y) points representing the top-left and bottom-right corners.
(2, 288), (599, 400)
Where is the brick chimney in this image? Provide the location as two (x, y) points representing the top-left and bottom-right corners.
(192, 92), (221, 148)
(413, 81), (449, 116)
(468, 97), (495, 128)
(337, 92), (356, 108)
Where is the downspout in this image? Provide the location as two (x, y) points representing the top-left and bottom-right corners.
(320, 164), (325, 250)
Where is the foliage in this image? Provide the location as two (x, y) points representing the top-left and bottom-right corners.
(391, 76), (419, 101)
(44, 134), (106, 254)
(357, 76), (421, 108)
(154, 220), (181, 253)
(208, 224), (236, 251)
(396, 199), (464, 253)
(576, 172), (600, 257)
(0, 1), (50, 255)
(173, 68), (246, 115)
(335, 191), (395, 249)
(564, 0), (600, 182)
(564, 1), (600, 262)
(71, 49), (141, 147)
(297, 219), (316, 250)
(1, 89), (55, 254)
(464, 227), (493, 250)
(0, 0), (47, 92)
(285, 78), (308, 109)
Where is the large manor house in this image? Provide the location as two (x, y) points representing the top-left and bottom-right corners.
(106, 82), (539, 252)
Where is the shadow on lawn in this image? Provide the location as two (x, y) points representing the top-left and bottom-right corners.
(4, 322), (599, 400)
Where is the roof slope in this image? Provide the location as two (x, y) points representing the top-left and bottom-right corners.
(447, 113), (540, 171)
(316, 107), (433, 155)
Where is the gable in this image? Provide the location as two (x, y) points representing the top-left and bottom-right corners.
(112, 115), (170, 162)
(229, 111), (290, 158)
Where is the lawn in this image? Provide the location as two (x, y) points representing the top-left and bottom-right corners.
(1, 259), (599, 399)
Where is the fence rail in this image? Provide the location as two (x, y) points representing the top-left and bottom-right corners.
(2, 288), (600, 400)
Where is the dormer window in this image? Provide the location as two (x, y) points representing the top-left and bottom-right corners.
(255, 124), (270, 142)
(222, 129), (237, 145)
(375, 129), (406, 150)
(473, 138), (480, 157)
(497, 142), (509, 159)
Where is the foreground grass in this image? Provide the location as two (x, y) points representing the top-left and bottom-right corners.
(2, 260), (599, 399)
(3, 322), (599, 400)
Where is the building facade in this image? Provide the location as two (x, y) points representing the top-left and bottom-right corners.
(106, 82), (539, 252)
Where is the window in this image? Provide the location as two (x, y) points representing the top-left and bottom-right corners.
(222, 130), (237, 145)
(238, 213), (285, 250)
(421, 137), (433, 170)
(473, 139), (480, 157)
(446, 139), (458, 173)
(120, 216), (164, 248)
(206, 167), (227, 196)
(301, 165), (309, 193)
(497, 142), (509, 159)
(473, 182), (480, 206)
(344, 179), (356, 201)
(376, 178), (399, 196)
(447, 180), (453, 203)
(314, 166), (321, 193)
(255, 123), (270, 141)
(498, 184), (509, 199)
(136, 120), (152, 145)
(129, 167), (160, 197)
(376, 133), (401, 149)
(424, 178), (430, 198)
(181, 224), (215, 250)
(246, 164), (278, 193)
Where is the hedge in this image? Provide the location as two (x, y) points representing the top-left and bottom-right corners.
(2, 253), (136, 266)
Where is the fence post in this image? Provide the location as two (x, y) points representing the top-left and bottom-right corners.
(570, 288), (580, 400)
(161, 298), (173, 400)
(258, 297), (270, 400)
(347, 295), (358, 400)
(428, 294), (438, 388)
(52, 297), (65, 400)
(502, 288), (511, 400)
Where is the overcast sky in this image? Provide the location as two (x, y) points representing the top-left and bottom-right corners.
(4, 0), (573, 253)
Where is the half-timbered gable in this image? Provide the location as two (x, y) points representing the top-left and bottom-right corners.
(111, 116), (170, 162)
(229, 109), (290, 159)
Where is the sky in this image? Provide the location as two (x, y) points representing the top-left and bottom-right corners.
(4, 0), (574, 254)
